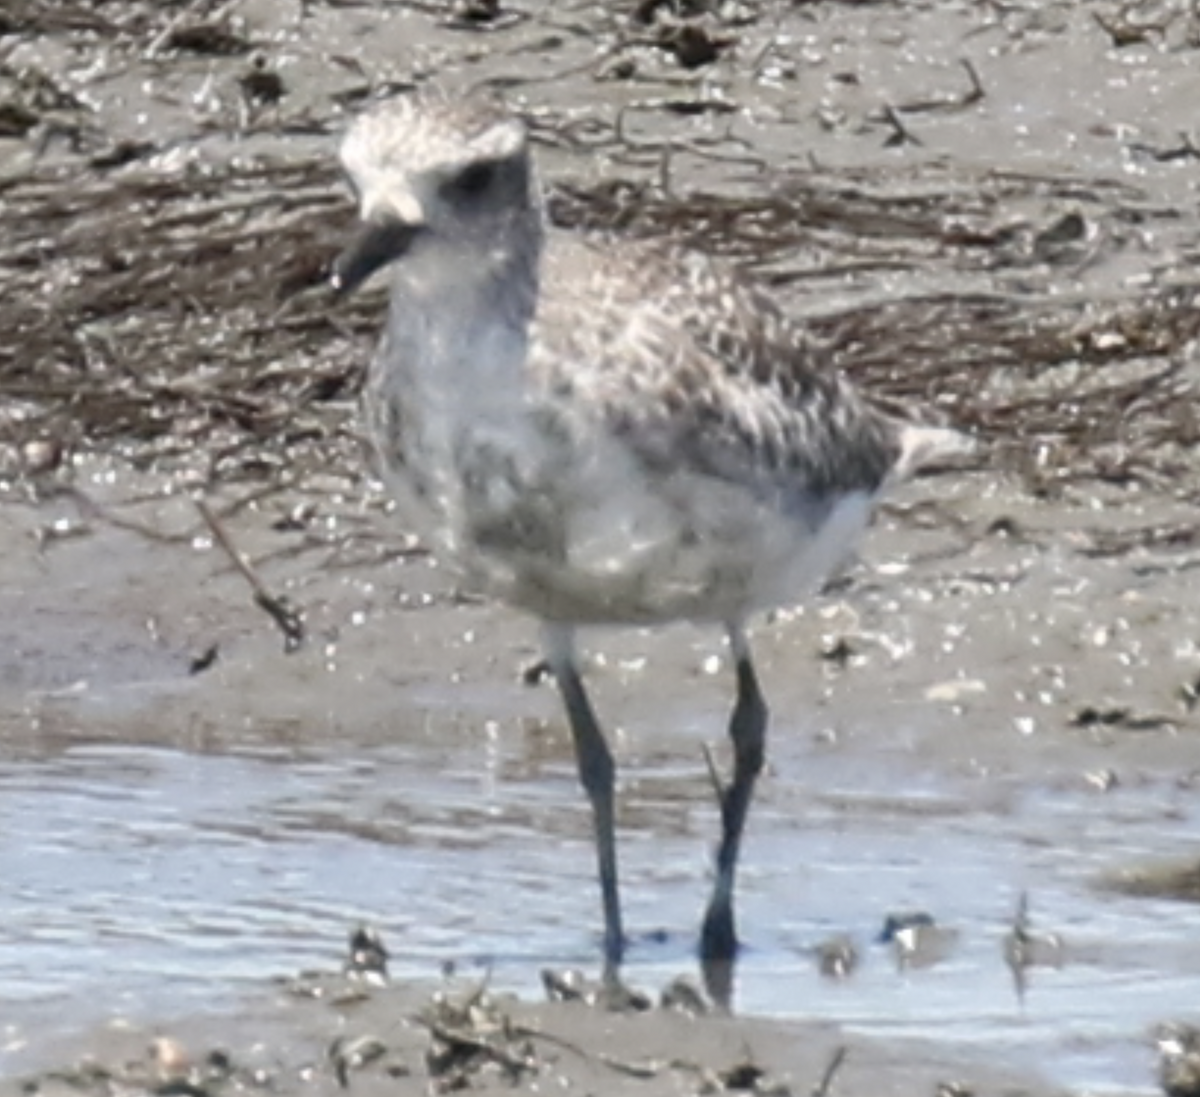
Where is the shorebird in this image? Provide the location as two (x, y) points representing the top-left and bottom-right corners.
(332, 91), (962, 991)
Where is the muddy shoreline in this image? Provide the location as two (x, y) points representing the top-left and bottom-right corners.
(2, 962), (1079, 1097)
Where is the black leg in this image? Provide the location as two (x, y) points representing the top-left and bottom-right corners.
(543, 625), (624, 983)
(700, 624), (767, 965)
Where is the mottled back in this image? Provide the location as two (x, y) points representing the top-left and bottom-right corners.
(529, 234), (903, 517)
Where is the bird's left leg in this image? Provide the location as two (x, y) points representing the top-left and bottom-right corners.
(700, 622), (767, 965)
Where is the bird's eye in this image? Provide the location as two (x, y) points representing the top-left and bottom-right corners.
(448, 161), (496, 200)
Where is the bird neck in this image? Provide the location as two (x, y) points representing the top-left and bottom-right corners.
(389, 211), (542, 376)
(377, 210), (546, 469)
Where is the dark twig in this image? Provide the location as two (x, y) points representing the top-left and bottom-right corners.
(812, 1045), (848, 1097)
(878, 104), (922, 147)
(196, 498), (306, 652)
(1129, 133), (1200, 162)
(894, 59), (985, 114)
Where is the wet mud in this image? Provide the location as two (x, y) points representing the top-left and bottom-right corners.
(3, 1), (1200, 1095)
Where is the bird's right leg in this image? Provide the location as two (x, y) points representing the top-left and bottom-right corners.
(542, 623), (624, 985)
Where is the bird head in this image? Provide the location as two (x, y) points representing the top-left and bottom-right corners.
(332, 91), (538, 295)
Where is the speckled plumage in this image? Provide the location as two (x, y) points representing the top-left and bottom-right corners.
(335, 91), (960, 983)
(342, 94), (930, 626)
(530, 234), (900, 499)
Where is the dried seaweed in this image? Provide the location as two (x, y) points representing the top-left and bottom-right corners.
(6, 146), (1200, 511)
(0, 154), (365, 491)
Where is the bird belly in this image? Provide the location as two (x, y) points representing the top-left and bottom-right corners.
(497, 480), (875, 626)
(386, 418), (874, 624)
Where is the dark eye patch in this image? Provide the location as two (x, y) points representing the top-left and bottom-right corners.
(442, 160), (498, 202)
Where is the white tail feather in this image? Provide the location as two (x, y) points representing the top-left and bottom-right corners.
(891, 423), (977, 482)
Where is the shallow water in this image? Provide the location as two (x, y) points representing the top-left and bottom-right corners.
(2, 598), (1197, 1094)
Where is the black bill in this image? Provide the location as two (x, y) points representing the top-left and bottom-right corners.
(331, 212), (422, 295)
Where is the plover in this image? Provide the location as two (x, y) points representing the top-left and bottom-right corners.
(332, 91), (962, 991)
